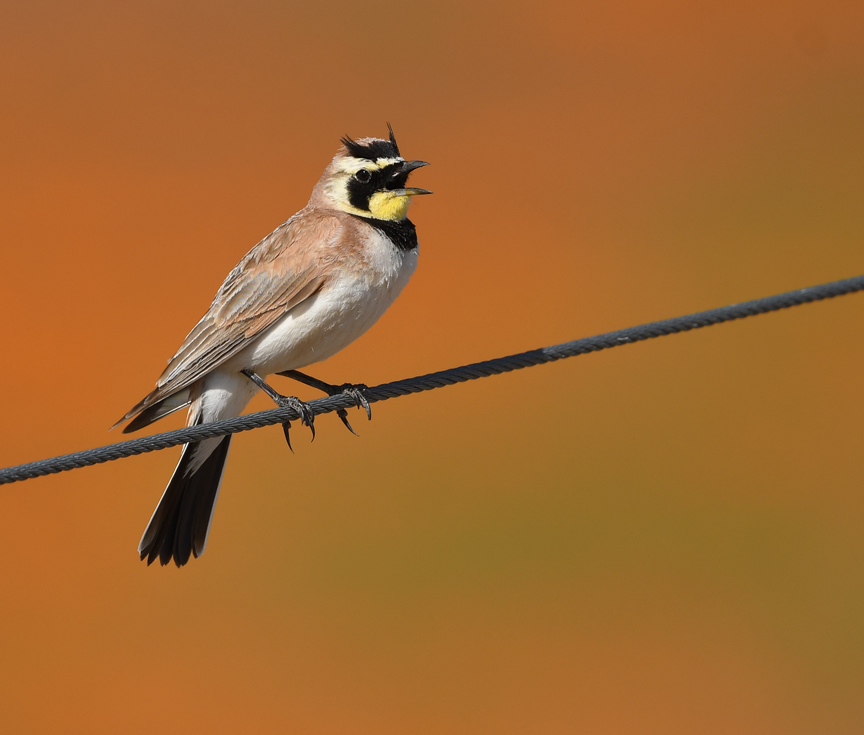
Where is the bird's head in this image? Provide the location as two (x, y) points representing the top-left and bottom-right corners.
(316, 125), (431, 221)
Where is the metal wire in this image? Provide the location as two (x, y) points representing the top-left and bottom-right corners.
(1, 273), (862, 485)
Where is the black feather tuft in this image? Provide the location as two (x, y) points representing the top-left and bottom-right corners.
(387, 123), (400, 156)
(340, 130), (401, 161)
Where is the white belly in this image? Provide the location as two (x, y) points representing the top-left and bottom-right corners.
(229, 233), (418, 376)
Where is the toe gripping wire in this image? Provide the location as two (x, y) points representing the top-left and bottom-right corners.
(240, 369), (370, 450)
(0, 272), (862, 485)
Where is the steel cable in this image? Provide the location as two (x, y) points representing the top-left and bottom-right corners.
(1, 273), (862, 485)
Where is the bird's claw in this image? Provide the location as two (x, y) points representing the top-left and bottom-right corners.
(277, 401), (315, 452)
(246, 369), (369, 443)
(273, 395), (316, 442)
(241, 369), (316, 447)
(336, 408), (358, 436)
(324, 383), (371, 436)
(350, 386), (372, 422)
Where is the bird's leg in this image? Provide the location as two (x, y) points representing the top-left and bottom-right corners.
(241, 369), (316, 449)
(277, 369), (371, 436)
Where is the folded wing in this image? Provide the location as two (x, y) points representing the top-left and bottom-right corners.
(116, 212), (342, 431)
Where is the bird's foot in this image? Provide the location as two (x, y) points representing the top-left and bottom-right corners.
(329, 383), (371, 436)
(241, 369), (316, 450)
(274, 395), (316, 451)
(277, 370), (372, 436)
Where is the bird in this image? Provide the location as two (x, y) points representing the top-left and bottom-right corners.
(114, 126), (430, 567)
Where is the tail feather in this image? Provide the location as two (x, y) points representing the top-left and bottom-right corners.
(139, 435), (232, 566)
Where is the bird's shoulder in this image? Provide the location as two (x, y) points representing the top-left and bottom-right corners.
(222, 208), (371, 284)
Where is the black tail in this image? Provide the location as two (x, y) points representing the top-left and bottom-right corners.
(139, 436), (232, 567)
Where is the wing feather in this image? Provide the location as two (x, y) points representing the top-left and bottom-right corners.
(117, 211), (343, 427)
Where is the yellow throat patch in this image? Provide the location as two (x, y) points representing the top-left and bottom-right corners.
(367, 190), (412, 221)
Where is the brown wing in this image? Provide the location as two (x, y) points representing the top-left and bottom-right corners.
(116, 210), (343, 427)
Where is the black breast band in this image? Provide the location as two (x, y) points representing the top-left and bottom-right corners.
(352, 216), (418, 252)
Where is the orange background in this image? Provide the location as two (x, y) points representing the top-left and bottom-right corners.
(1, 1), (864, 732)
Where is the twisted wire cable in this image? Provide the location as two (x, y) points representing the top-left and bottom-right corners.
(1, 273), (862, 485)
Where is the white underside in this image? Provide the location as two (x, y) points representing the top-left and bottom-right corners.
(184, 229), (417, 472)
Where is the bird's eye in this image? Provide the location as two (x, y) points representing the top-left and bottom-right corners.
(355, 169), (372, 183)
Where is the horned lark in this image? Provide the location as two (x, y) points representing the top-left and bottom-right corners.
(115, 127), (430, 567)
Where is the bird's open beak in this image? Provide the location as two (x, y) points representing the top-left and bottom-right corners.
(386, 160), (431, 196)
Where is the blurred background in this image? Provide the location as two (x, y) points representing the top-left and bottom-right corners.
(1, 1), (863, 732)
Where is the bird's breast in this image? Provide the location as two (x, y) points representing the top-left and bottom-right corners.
(236, 227), (418, 374)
